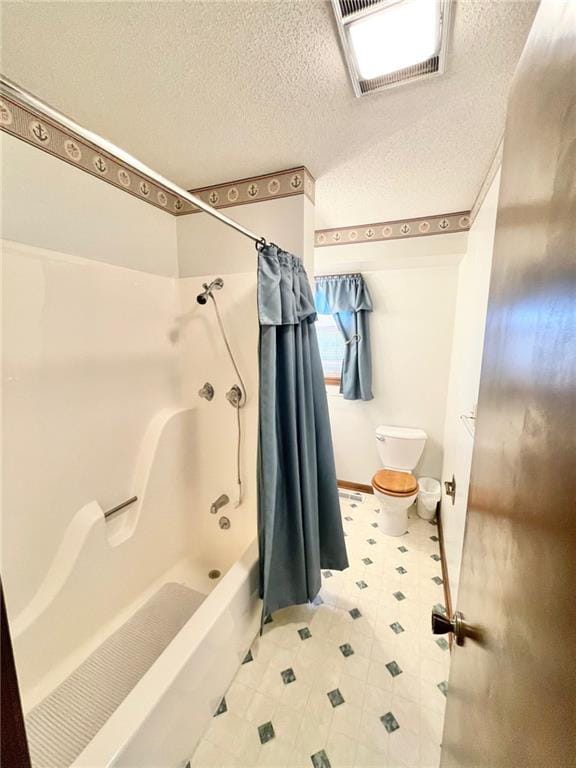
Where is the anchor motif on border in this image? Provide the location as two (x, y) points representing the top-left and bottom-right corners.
(290, 174), (302, 190)
(31, 122), (49, 143)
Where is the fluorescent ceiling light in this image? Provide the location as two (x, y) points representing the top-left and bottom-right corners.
(347, 0), (441, 80)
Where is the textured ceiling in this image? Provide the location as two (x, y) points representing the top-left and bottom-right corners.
(1, 1), (537, 227)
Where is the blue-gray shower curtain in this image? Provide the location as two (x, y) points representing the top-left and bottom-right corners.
(314, 274), (373, 401)
(257, 245), (348, 618)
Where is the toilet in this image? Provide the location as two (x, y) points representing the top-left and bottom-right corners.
(371, 425), (427, 536)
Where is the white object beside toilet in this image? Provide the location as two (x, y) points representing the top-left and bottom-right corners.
(417, 477), (441, 520)
(371, 425), (427, 536)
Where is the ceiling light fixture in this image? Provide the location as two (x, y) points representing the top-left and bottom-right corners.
(331, 0), (452, 97)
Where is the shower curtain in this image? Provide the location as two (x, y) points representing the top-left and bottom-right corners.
(257, 245), (348, 619)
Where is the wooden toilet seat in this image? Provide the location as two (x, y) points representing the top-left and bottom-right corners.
(372, 469), (418, 497)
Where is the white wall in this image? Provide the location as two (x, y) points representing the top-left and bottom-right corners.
(1, 133), (178, 276)
(177, 194), (314, 277)
(315, 237), (464, 484)
(440, 170), (501, 604)
(1, 240), (181, 616)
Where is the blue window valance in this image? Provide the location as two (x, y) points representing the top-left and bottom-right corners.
(314, 273), (374, 401)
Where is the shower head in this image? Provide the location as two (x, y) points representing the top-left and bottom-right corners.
(196, 277), (224, 305)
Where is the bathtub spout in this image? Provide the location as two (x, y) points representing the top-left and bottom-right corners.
(210, 494), (230, 515)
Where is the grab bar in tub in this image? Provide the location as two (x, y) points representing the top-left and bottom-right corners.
(104, 496), (138, 520)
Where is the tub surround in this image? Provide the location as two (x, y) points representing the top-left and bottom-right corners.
(12, 407), (200, 708)
(177, 273), (259, 565)
(1, 240), (264, 765)
(1, 241), (180, 619)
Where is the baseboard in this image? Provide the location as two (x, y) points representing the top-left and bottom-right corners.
(436, 502), (453, 646)
(337, 479), (374, 495)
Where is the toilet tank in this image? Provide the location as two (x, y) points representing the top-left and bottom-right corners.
(375, 425), (427, 471)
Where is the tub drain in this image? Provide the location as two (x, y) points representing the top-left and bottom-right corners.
(208, 569), (222, 580)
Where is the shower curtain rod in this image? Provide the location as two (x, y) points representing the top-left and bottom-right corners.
(0, 75), (266, 247)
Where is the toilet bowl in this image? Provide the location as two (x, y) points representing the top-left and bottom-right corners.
(371, 425), (427, 536)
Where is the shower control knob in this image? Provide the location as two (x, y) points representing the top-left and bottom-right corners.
(226, 385), (243, 408)
(198, 382), (215, 401)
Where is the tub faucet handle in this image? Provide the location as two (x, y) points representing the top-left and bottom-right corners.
(210, 494), (230, 514)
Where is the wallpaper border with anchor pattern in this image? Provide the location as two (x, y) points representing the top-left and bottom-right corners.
(1, 94), (471, 243)
(0, 95), (314, 216)
(186, 166), (315, 211)
(0, 95), (191, 214)
(315, 211), (471, 247)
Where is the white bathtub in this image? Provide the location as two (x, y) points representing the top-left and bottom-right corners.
(74, 538), (260, 768)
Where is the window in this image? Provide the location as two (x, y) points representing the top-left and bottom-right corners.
(315, 314), (345, 385)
